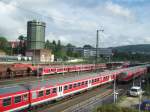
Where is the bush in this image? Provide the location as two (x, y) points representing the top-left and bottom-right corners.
(94, 104), (139, 112)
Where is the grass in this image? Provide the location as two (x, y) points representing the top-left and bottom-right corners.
(93, 104), (147, 112)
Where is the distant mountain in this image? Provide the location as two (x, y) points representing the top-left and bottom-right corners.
(111, 44), (150, 53)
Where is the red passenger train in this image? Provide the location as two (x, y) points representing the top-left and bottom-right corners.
(39, 64), (107, 75)
(117, 66), (147, 82)
(0, 65), (147, 112)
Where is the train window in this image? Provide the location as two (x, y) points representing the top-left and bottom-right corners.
(97, 78), (99, 81)
(64, 86), (68, 90)
(82, 82), (84, 85)
(85, 81), (88, 85)
(32, 92), (37, 99)
(52, 88), (57, 93)
(23, 94), (28, 101)
(92, 79), (94, 83)
(3, 98), (11, 106)
(46, 89), (50, 95)
(73, 83), (77, 88)
(14, 96), (21, 103)
(94, 79), (97, 82)
(78, 82), (81, 86)
(38, 91), (44, 97)
(107, 76), (109, 79)
(69, 84), (72, 89)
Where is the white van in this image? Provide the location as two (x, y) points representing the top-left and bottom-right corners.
(129, 86), (143, 97)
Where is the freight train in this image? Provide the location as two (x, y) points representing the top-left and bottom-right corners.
(0, 65), (148, 112)
(0, 63), (107, 79)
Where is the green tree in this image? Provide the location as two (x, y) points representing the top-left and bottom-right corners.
(18, 35), (27, 55)
(66, 43), (74, 57)
(0, 36), (10, 54)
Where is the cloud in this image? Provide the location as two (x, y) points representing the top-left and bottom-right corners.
(105, 1), (133, 19)
(0, 0), (150, 47)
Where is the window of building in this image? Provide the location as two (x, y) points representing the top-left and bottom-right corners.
(64, 86), (68, 90)
(46, 89), (50, 95)
(14, 96), (21, 103)
(23, 94), (28, 101)
(3, 98), (11, 106)
(69, 84), (72, 89)
(52, 88), (57, 93)
(38, 91), (44, 97)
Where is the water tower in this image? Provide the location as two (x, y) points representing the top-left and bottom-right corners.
(27, 20), (46, 50)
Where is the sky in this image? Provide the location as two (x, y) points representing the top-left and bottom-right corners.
(0, 0), (150, 47)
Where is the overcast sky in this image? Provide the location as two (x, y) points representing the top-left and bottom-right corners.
(0, 0), (150, 47)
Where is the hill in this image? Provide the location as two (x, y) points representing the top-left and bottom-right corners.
(111, 44), (150, 53)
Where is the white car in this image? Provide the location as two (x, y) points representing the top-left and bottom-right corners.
(129, 86), (143, 97)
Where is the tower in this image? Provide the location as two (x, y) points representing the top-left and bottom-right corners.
(27, 20), (46, 50)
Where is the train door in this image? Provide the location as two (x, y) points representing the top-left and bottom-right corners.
(88, 79), (92, 88)
(58, 86), (63, 97)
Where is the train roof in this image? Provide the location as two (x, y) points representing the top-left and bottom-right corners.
(0, 71), (109, 95)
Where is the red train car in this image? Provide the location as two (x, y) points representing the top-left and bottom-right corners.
(118, 66), (147, 82)
(0, 65), (147, 112)
(0, 67), (121, 112)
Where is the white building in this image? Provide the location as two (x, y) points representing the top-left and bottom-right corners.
(83, 48), (112, 58)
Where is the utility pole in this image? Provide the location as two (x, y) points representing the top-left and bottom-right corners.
(95, 29), (104, 70)
(139, 76), (142, 112)
(113, 74), (116, 103)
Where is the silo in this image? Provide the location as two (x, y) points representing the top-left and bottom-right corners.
(27, 20), (46, 50)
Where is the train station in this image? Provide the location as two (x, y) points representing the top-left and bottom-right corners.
(0, 0), (150, 112)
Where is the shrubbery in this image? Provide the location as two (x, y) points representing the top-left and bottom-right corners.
(94, 104), (139, 112)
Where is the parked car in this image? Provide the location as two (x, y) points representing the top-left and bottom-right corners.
(129, 86), (144, 97)
(140, 100), (150, 111)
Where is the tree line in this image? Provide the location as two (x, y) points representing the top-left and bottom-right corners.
(0, 36), (81, 59)
(45, 39), (81, 60)
(1, 35), (150, 62)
